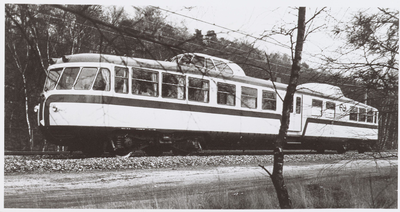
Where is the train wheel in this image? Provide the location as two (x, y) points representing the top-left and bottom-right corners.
(115, 151), (132, 158)
(172, 137), (202, 156)
(110, 134), (136, 157)
(114, 148), (132, 157)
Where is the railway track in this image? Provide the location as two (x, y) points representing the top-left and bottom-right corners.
(5, 149), (344, 157)
(4, 155), (397, 208)
(5, 149), (396, 174)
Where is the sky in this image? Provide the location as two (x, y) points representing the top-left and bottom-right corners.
(121, 2), (398, 69)
(154, 6), (339, 67)
(2, 0), (398, 69)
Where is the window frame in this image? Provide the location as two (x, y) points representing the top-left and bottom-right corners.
(74, 67), (98, 90)
(326, 101), (336, 118)
(188, 77), (209, 103)
(114, 66), (129, 94)
(56, 67), (81, 90)
(295, 97), (301, 114)
(374, 111), (378, 124)
(359, 108), (367, 122)
(262, 90), (277, 111)
(162, 73), (186, 100)
(214, 60), (233, 75)
(131, 68), (159, 97)
(44, 68), (63, 91)
(93, 68), (111, 91)
(311, 99), (323, 117)
(367, 109), (374, 123)
(349, 106), (359, 121)
(241, 86), (257, 109)
(217, 82), (236, 106)
(205, 58), (216, 71)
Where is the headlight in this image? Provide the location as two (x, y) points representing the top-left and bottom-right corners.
(52, 105), (59, 112)
(34, 105), (39, 113)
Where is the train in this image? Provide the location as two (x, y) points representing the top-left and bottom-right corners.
(34, 53), (379, 156)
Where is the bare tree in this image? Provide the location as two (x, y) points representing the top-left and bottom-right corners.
(258, 7), (306, 209)
(5, 4), (49, 150)
(324, 8), (398, 150)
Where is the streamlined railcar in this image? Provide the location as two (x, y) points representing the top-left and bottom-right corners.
(35, 53), (379, 156)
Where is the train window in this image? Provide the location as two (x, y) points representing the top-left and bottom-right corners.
(162, 73), (185, 100)
(326, 101), (336, 118)
(214, 60), (233, 75)
(311, 99), (323, 116)
(44, 68), (63, 91)
(262, 90), (276, 111)
(349, 106), (358, 121)
(296, 97), (301, 114)
(115, 67), (129, 94)
(132, 69), (158, 97)
(192, 56), (205, 68)
(359, 108), (367, 122)
(367, 109), (374, 123)
(93, 68), (111, 91)
(188, 77), (209, 103)
(74, 67), (98, 90)
(178, 54), (192, 65)
(241, 86), (257, 109)
(374, 111), (378, 123)
(56, 67), (80, 90)
(217, 82), (236, 106)
(205, 58), (216, 71)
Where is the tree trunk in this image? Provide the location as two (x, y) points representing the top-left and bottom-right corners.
(264, 7), (306, 209)
(6, 40), (35, 151)
(22, 71), (34, 151)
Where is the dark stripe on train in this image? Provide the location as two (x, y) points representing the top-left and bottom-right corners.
(43, 94), (379, 131)
(43, 94), (282, 126)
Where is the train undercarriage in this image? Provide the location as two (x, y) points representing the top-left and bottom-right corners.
(39, 126), (376, 157)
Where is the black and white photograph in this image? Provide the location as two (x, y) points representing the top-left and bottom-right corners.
(2, 1), (398, 210)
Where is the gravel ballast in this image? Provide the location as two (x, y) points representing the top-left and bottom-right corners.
(4, 152), (397, 174)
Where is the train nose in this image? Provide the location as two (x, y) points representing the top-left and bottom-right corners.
(35, 103), (45, 126)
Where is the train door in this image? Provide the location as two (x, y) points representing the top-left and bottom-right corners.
(289, 95), (302, 131)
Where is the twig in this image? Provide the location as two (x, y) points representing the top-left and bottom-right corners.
(258, 164), (272, 177)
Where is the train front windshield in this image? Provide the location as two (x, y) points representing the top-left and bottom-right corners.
(44, 68), (63, 91)
(44, 67), (111, 91)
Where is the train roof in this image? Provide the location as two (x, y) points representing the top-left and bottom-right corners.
(52, 53), (180, 71)
(169, 53), (246, 77)
(297, 83), (375, 108)
(52, 52), (246, 77)
(297, 83), (344, 98)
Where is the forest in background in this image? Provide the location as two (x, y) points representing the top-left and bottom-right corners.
(4, 5), (398, 151)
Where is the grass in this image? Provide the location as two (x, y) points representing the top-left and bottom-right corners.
(71, 165), (397, 209)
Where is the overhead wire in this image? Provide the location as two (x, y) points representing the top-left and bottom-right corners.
(154, 6), (325, 61)
(153, 6), (293, 50)
(36, 6), (361, 81)
(34, 9), (296, 77)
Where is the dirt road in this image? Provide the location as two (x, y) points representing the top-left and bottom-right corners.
(4, 159), (397, 208)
